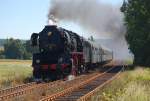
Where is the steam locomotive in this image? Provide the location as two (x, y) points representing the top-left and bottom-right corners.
(31, 25), (113, 81)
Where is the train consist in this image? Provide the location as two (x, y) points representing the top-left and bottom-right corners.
(31, 25), (113, 81)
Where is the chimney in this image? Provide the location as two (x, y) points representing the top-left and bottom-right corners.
(47, 15), (57, 26)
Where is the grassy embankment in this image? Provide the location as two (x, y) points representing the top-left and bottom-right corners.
(0, 59), (32, 89)
(91, 67), (150, 101)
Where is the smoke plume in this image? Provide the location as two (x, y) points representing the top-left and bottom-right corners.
(48, 0), (133, 60)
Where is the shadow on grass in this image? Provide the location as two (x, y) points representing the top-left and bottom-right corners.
(23, 76), (34, 83)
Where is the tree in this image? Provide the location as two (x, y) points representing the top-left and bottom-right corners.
(4, 38), (25, 59)
(23, 40), (32, 59)
(121, 0), (150, 66)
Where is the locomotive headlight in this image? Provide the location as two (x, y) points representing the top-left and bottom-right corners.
(48, 32), (52, 36)
(36, 59), (40, 63)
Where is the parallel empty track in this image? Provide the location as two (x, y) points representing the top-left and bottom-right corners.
(0, 82), (36, 96)
(0, 80), (63, 101)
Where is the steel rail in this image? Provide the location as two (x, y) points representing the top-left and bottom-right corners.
(39, 66), (119, 101)
(77, 66), (124, 101)
(0, 82), (36, 96)
(0, 80), (63, 101)
(0, 72), (97, 101)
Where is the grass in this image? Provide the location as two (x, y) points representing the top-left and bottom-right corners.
(0, 59), (32, 89)
(124, 59), (133, 65)
(90, 67), (150, 101)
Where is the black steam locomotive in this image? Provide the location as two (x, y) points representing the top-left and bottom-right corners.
(31, 25), (113, 81)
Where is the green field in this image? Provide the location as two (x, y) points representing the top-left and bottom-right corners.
(91, 67), (150, 101)
(0, 59), (32, 89)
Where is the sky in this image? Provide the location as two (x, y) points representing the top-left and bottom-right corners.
(0, 0), (123, 39)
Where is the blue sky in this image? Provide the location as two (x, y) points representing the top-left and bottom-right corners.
(0, 0), (122, 39)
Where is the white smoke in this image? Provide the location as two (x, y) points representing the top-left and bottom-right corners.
(48, 0), (133, 60)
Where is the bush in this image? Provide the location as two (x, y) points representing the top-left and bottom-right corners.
(3, 38), (32, 60)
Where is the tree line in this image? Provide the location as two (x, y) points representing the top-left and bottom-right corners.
(0, 38), (32, 59)
(121, 0), (150, 66)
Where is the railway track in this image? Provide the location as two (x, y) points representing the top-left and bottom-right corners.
(0, 65), (123, 101)
(0, 82), (36, 96)
(0, 80), (63, 101)
(40, 66), (123, 101)
(0, 72), (98, 101)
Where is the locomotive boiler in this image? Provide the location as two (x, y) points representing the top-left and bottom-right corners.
(31, 25), (113, 81)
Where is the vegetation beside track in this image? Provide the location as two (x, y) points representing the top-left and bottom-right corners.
(0, 59), (32, 89)
(90, 67), (150, 101)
